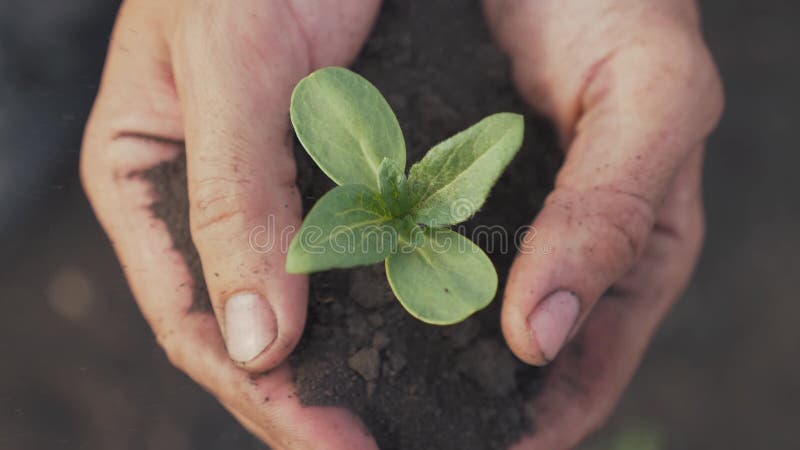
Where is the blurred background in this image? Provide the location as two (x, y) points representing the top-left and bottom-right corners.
(1, 1), (797, 449)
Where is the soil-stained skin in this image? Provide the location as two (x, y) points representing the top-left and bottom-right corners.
(140, 0), (562, 449)
(135, 153), (211, 314)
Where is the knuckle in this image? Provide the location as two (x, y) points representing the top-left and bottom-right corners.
(577, 187), (656, 263)
(597, 23), (723, 130)
(188, 155), (299, 240)
(189, 176), (256, 237)
(650, 38), (724, 130)
(546, 187), (656, 275)
(594, 196), (654, 261)
(657, 38), (724, 135)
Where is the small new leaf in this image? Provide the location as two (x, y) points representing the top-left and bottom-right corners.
(290, 67), (406, 189)
(385, 228), (498, 325)
(408, 113), (524, 227)
(377, 158), (411, 217)
(286, 185), (396, 273)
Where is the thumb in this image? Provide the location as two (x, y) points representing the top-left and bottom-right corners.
(171, 4), (312, 371)
(171, 1), (378, 372)
(502, 43), (723, 366)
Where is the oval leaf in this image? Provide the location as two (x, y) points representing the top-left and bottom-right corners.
(407, 113), (524, 227)
(290, 67), (406, 188)
(385, 228), (498, 325)
(286, 185), (396, 273)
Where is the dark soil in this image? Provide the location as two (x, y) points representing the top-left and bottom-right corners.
(139, 0), (561, 449)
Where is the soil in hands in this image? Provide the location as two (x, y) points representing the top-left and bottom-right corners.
(138, 0), (562, 449)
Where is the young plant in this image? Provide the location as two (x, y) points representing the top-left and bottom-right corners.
(285, 67), (523, 325)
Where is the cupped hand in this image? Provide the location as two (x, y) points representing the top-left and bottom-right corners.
(81, 0), (380, 448)
(483, 0), (723, 448)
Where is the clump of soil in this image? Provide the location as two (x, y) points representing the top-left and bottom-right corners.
(139, 0), (561, 449)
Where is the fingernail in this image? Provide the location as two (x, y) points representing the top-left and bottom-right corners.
(527, 290), (580, 362)
(224, 292), (277, 363)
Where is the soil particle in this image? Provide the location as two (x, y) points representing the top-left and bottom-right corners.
(372, 331), (391, 350)
(349, 348), (382, 382)
(456, 339), (519, 397)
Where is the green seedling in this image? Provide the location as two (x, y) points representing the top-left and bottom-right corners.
(285, 67), (524, 325)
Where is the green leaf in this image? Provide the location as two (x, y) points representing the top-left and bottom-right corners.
(290, 67), (406, 189)
(286, 184), (396, 273)
(377, 158), (411, 216)
(407, 113), (524, 227)
(385, 228), (498, 325)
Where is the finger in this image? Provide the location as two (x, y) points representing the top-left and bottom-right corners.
(512, 150), (705, 450)
(497, 23), (722, 365)
(169, 2), (308, 371)
(170, 0), (378, 371)
(81, 7), (378, 449)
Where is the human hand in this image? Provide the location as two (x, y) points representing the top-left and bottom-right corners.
(81, 0), (380, 448)
(483, 0), (723, 448)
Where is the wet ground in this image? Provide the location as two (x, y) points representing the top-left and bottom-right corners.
(1, 0), (798, 449)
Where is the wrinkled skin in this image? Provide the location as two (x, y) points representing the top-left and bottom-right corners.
(81, 0), (722, 449)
